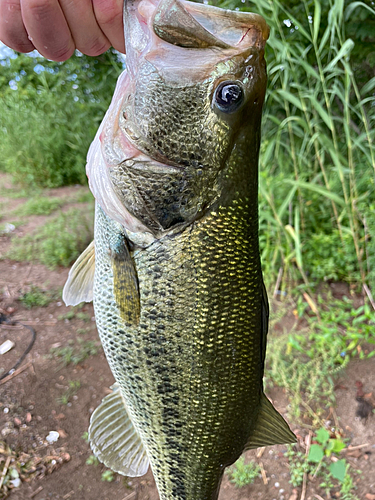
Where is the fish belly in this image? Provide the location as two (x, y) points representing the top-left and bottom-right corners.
(94, 198), (262, 500)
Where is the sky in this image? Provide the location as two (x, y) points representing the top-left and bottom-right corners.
(0, 41), (15, 59)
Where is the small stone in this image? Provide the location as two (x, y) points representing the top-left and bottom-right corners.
(46, 431), (60, 444)
(26, 413), (32, 423)
(14, 417), (22, 426)
(275, 482), (280, 488)
(0, 340), (15, 355)
(3, 408), (9, 414)
(10, 478), (21, 488)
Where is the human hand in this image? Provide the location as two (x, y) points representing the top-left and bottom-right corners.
(0, 0), (125, 61)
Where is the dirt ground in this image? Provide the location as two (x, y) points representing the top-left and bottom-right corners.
(0, 173), (374, 500)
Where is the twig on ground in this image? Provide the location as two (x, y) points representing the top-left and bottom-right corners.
(29, 486), (43, 498)
(259, 461), (268, 485)
(363, 284), (375, 311)
(256, 447), (265, 458)
(273, 267), (283, 298)
(300, 431), (312, 500)
(0, 455), (11, 490)
(0, 361), (32, 385)
(16, 320), (57, 326)
(346, 443), (370, 451)
(121, 491), (137, 500)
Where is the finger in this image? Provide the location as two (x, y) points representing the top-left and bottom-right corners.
(92, 0), (125, 53)
(0, 0), (35, 52)
(58, 0), (110, 56)
(20, 0), (75, 61)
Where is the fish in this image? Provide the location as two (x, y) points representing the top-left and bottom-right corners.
(63, 0), (296, 498)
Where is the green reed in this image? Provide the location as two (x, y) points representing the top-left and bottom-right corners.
(217, 0), (375, 292)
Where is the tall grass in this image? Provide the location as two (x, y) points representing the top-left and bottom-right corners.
(218, 0), (375, 291)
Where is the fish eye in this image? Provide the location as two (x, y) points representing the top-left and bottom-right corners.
(213, 81), (244, 113)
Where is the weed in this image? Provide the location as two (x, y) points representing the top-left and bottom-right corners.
(58, 310), (76, 321)
(81, 432), (89, 443)
(15, 196), (64, 216)
(0, 185), (36, 199)
(77, 328), (89, 335)
(50, 338), (100, 367)
(74, 191), (94, 203)
(101, 470), (115, 482)
(85, 453), (115, 483)
(7, 206), (94, 268)
(226, 457), (260, 488)
(76, 312), (91, 322)
(287, 429), (359, 498)
(58, 307), (91, 322)
(20, 286), (58, 309)
(265, 293), (375, 418)
(57, 380), (81, 405)
(86, 455), (100, 466)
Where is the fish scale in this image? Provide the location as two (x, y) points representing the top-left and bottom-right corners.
(63, 1), (296, 498)
(94, 192), (262, 499)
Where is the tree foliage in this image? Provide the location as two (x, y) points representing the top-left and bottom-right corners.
(0, 49), (123, 187)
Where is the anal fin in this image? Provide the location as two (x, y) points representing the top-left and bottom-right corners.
(89, 384), (149, 477)
(245, 392), (296, 450)
(62, 241), (95, 306)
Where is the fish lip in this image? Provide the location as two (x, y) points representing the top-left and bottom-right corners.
(176, 0), (270, 49)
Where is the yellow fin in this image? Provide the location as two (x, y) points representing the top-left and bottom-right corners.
(111, 237), (140, 326)
(62, 241), (95, 306)
(245, 393), (296, 450)
(89, 384), (149, 477)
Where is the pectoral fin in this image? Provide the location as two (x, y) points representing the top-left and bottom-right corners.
(89, 384), (149, 477)
(110, 234), (140, 326)
(245, 393), (296, 450)
(62, 241), (95, 306)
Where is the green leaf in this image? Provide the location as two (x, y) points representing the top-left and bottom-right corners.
(282, 179), (345, 206)
(324, 40), (355, 73)
(316, 428), (330, 446)
(329, 459), (346, 482)
(277, 89), (303, 111)
(308, 444), (324, 463)
(329, 439), (346, 454)
(345, 1), (375, 19)
(313, 0), (321, 44)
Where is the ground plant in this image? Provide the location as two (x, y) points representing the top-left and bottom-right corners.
(6, 206), (94, 268)
(287, 429), (360, 499)
(15, 196), (64, 216)
(20, 286), (60, 309)
(226, 457), (261, 487)
(49, 337), (101, 367)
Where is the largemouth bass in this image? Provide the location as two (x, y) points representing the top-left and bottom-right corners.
(63, 0), (296, 498)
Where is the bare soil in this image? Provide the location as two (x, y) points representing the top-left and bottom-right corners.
(0, 173), (374, 500)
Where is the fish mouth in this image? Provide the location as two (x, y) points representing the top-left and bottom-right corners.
(152, 0), (269, 50)
(124, 0), (269, 80)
